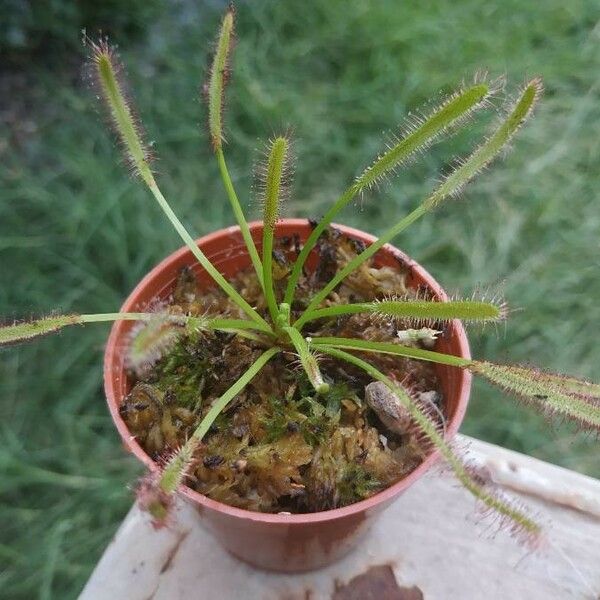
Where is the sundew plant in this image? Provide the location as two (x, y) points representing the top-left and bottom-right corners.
(2, 8), (599, 545)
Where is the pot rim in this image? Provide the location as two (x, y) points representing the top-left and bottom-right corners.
(104, 218), (471, 524)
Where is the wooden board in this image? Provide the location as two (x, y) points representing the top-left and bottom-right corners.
(80, 436), (600, 599)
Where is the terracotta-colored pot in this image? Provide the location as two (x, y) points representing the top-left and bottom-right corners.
(104, 219), (471, 572)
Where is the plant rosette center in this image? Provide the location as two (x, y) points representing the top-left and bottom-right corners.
(117, 230), (447, 515)
(3, 6), (598, 552)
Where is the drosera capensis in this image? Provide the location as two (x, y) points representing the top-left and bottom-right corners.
(3, 6), (599, 546)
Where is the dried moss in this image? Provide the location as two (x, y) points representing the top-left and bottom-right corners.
(121, 227), (443, 512)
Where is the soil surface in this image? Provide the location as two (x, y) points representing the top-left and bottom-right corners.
(120, 227), (444, 513)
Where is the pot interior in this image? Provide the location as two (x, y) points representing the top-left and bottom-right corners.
(104, 220), (471, 512)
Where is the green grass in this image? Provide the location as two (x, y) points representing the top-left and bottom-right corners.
(1, 0), (599, 597)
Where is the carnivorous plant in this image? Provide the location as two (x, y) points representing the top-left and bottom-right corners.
(2, 8), (599, 546)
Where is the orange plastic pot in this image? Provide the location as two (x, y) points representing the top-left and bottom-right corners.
(104, 219), (471, 572)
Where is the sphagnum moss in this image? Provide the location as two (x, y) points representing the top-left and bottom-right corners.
(2, 6), (599, 547)
(122, 254), (431, 516)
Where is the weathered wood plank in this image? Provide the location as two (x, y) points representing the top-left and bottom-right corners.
(80, 436), (600, 599)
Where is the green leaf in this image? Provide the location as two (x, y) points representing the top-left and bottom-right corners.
(310, 336), (471, 368)
(295, 297), (506, 329)
(283, 79), (493, 306)
(126, 316), (186, 375)
(284, 327), (329, 394)
(374, 298), (506, 323)
(0, 315), (80, 346)
(355, 81), (491, 191)
(472, 361), (600, 432)
(0, 312), (269, 350)
(90, 40), (153, 184)
(296, 79), (543, 322)
(158, 439), (201, 494)
(207, 8), (235, 150)
(89, 33), (269, 331)
(261, 136), (292, 324)
(318, 345), (543, 547)
(424, 78), (543, 210)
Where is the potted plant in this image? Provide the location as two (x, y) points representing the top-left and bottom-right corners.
(2, 7), (599, 572)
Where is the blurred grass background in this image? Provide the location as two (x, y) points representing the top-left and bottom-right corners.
(1, 0), (599, 597)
